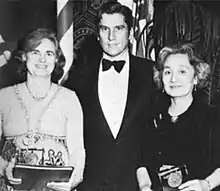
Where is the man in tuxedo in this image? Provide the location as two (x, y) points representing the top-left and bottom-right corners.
(64, 1), (155, 190)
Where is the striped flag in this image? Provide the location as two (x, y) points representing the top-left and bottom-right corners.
(118, 0), (155, 59)
(131, 0), (154, 59)
(57, 0), (73, 84)
(117, 0), (133, 10)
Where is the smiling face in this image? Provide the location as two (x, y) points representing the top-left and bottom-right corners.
(162, 54), (197, 98)
(25, 38), (56, 79)
(98, 13), (131, 58)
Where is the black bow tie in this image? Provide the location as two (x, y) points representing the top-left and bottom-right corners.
(102, 58), (125, 73)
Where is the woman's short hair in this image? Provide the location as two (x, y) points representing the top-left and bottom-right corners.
(15, 28), (65, 82)
(154, 43), (211, 90)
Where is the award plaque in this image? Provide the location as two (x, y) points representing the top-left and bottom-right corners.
(13, 164), (74, 190)
(158, 164), (188, 191)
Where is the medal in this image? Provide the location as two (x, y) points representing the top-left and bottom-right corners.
(168, 171), (182, 188)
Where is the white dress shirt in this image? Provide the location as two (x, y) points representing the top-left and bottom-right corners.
(98, 50), (129, 138)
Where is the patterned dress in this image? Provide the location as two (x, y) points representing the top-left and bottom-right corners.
(0, 83), (85, 191)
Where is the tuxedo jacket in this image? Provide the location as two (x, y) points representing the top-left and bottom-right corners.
(65, 46), (155, 191)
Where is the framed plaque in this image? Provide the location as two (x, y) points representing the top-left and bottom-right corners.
(13, 164), (74, 190)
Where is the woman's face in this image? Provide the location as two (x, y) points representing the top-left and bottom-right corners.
(162, 54), (197, 98)
(25, 38), (57, 78)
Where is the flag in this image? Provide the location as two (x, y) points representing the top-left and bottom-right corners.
(131, 0), (154, 59)
(57, 0), (73, 84)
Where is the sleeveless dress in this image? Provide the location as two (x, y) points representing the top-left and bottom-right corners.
(0, 83), (84, 191)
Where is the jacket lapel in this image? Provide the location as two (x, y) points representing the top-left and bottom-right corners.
(116, 55), (150, 138)
(89, 54), (150, 140)
(89, 57), (116, 139)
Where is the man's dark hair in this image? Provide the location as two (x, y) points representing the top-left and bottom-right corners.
(97, 1), (133, 31)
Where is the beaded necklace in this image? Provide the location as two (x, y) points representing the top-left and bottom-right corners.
(14, 84), (61, 147)
(25, 82), (52, 101)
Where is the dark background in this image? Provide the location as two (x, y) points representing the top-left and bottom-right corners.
(0, 0), (56, 42)
(1, 0), (220, 97)
(1, 0), (220, 42)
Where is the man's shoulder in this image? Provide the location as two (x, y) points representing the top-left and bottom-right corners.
(129, 54), (155, 77)
(130, 54), (154, 67)
(129, 55), (155, 90)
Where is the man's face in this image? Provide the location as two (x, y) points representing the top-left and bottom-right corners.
(98, 13), (131, 58)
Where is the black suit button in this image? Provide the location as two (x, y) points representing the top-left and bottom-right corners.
(116, 141), (120, 145)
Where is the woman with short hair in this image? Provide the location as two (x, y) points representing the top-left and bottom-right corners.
(137, 43), (220, 191)
(0, 28), (85, 191)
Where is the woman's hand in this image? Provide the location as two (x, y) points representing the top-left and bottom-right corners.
(47, 166), (83, 191)
(140, 185), (153, 191)
(47, 181), (74, 191)
(179, 179), (210, 191)
(5, 158), (22, 185)
(47, 177), (82, 191)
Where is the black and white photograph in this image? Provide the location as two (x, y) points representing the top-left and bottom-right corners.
(0, 0), (220, 191)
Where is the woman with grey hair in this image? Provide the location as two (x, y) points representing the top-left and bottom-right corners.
(137, 43), (220, 191)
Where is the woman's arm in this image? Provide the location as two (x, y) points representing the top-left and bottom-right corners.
(137, 167), (153, 191)
(205, 168), (220, 191)
(47, 91), (85, 191)
(66, 92), (85, 188)
(0, 156), (8, 176)
(0, 110), (7, 176)
(0, 107), (21, 185)
(178, 168), (220, 191)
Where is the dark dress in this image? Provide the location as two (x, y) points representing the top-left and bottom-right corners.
(143, 98), (220, 191)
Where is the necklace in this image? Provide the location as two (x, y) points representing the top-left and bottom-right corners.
(25, 82), (52, 101)
(14, 84), (61, 147)
(170, 115), (179, 123)
(169, 109), (179, 123)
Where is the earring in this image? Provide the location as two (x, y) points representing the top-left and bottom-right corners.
(21, 54), (26, 62)
(162, 88), (165, 93)
(194, 84), (197, 91)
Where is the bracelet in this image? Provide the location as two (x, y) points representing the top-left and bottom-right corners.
(204, 179), (211, 191)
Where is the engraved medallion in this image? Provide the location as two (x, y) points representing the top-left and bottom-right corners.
(168, 171), (182, 188)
